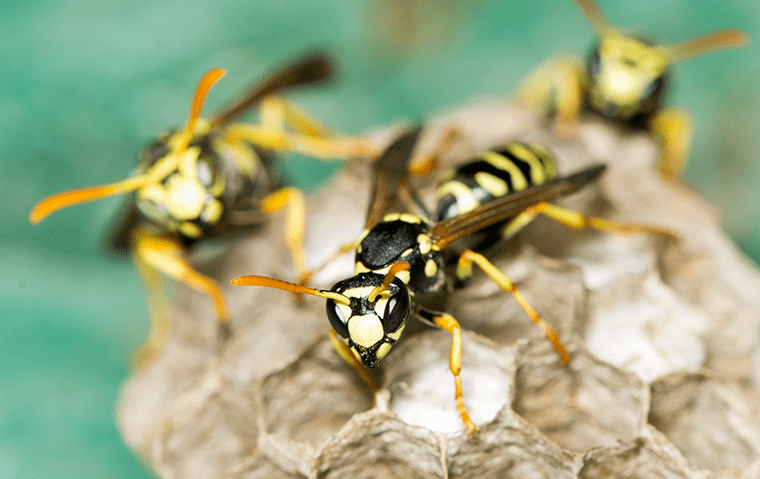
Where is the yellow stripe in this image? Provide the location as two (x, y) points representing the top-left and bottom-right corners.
(481, 151), (528, 191)
(474, 172), (508, 197)
(436, 180), (479, 214)
(505, 143), (546, 184)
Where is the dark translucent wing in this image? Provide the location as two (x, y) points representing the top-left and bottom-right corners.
(105, 195), (142, 254)
(429, 164), (606, 249)
(209, 52), (335, 127)
(364, 126), (423, 230)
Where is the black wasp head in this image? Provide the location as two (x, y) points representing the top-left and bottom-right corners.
(326, 272), (411, 368)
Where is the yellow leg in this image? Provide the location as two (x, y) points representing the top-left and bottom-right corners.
(408, 126), (460, 177)
(514, 54), (585, 137)
(260, 187), (308, 281)
(649, 108), (694, 180)
(416, 308), (477, 435)
(456, 250), (571, 365)
(329, 330), (380, 393)
(130, 242), (172, 369)
(135, 232), (228, 321)
(501, 201), (679, 243)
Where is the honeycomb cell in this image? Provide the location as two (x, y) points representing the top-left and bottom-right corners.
(513, 338), (647, 452)
(386, 329), (515, 434)
(579, 426), (700, 479)
(152, 370), (260, 479)
(448, 410), (579, 478)
(649, 371), (760, 472)
(313, 411), (446, 479)
(260, 337), (375, 445)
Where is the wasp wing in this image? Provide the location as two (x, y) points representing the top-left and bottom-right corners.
(209, 53), (335, 127)
(364, 126), (423, 231)
(428, 164), (606, 249)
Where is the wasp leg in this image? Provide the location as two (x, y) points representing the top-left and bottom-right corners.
(415, 307), (478, 435)
(500, 201), (679, 243)
(329, 329), (380, 393)
(260, 186), (310, 283)
(135, 232), (228, 321)
(408, 126), (460, 177)
(649, 107), (694, 180)
(514, 54), (585, 137)
(130, 245), (172, 369)
(455, 250), (571, 365)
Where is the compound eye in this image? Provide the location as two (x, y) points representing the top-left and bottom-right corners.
(644, 76), (664, 99)
(136, 197), (170, 225)
(382, 281), (410, 334)
(587, 47), (601, 79)
(326, 300), (350, 338)
(195, 154), (217, 187)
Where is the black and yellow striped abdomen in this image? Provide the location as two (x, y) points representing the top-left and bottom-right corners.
(435, 142), (557, 222)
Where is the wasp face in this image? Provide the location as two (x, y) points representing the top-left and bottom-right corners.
(326, 272), (411, 368)
(586, 35), (669, 121)
(135, 135), (227, 239)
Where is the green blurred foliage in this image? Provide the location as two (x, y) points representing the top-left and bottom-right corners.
(1, 0), (757, 477)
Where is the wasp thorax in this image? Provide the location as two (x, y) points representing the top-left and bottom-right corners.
(326, 272), (411, 368)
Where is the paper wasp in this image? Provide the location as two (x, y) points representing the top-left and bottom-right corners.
(232, 127), (677, 434)
(516, 0), (747, 179)
(29, 53), (372, 365)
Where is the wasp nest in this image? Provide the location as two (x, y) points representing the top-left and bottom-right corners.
(118, 103), (760, 478)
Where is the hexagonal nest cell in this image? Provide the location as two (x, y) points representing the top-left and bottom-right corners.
(117, 103), (760, 478)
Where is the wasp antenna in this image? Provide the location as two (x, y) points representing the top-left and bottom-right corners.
(231, 274), (351, 305)
(574, 0), (615, 36)
(669, 29), (749, 62)
(174, 68), (227, 151)
(29, 175), (150, 224)
(368, 262), (410, 303)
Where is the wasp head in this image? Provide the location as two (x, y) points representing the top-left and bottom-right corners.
(326, 272), (411, 368)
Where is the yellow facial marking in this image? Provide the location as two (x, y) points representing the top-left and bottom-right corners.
(201, 200), (223, 224)
(387, 323), (405, 341)
(165, 176), (207, 220)
(417, 234), (432, 255)
(179, 221), (202, 238)
(474, 172), (508, 197)
(348, 314), (384, 348)
(481, 152), (528, 190)
(425, 259), (438, 278)
(376, 343), (392, 361)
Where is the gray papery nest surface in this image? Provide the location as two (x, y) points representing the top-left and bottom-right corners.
(117, 103), (760, 478)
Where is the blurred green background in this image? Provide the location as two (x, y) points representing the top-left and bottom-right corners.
(1, 0), (757, 477)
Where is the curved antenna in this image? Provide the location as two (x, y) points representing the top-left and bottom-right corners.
(669, 29), (748, 62)
(30, 175), (150, 224)
(574, 0), (615, 36)
(368, 262), (409, 302)
(231, 274), (351, 306)
(173, 68), (227, 152)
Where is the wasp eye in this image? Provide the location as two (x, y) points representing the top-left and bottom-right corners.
(644, 76), (664, 99)
(587, 47), (601, 79)
(382, 283), (410, 334)
(136, 197), (170, 224)
(326, 300), (350, 338)
(196, 155), (217, 187)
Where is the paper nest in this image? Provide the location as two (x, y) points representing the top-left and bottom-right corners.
(117, 102), (760, 478)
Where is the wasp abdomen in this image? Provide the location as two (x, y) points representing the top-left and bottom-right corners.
(435, 142), (557, 222)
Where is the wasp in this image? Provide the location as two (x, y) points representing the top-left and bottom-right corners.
(29, 53), (372, 365)
(516, 0), (748, 179)
(232, 127), (677, 434)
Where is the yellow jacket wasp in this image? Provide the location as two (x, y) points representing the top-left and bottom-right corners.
(232, 127), (677, 434)
(29, 53), (372, 366)
(516, 0), (747, 179)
